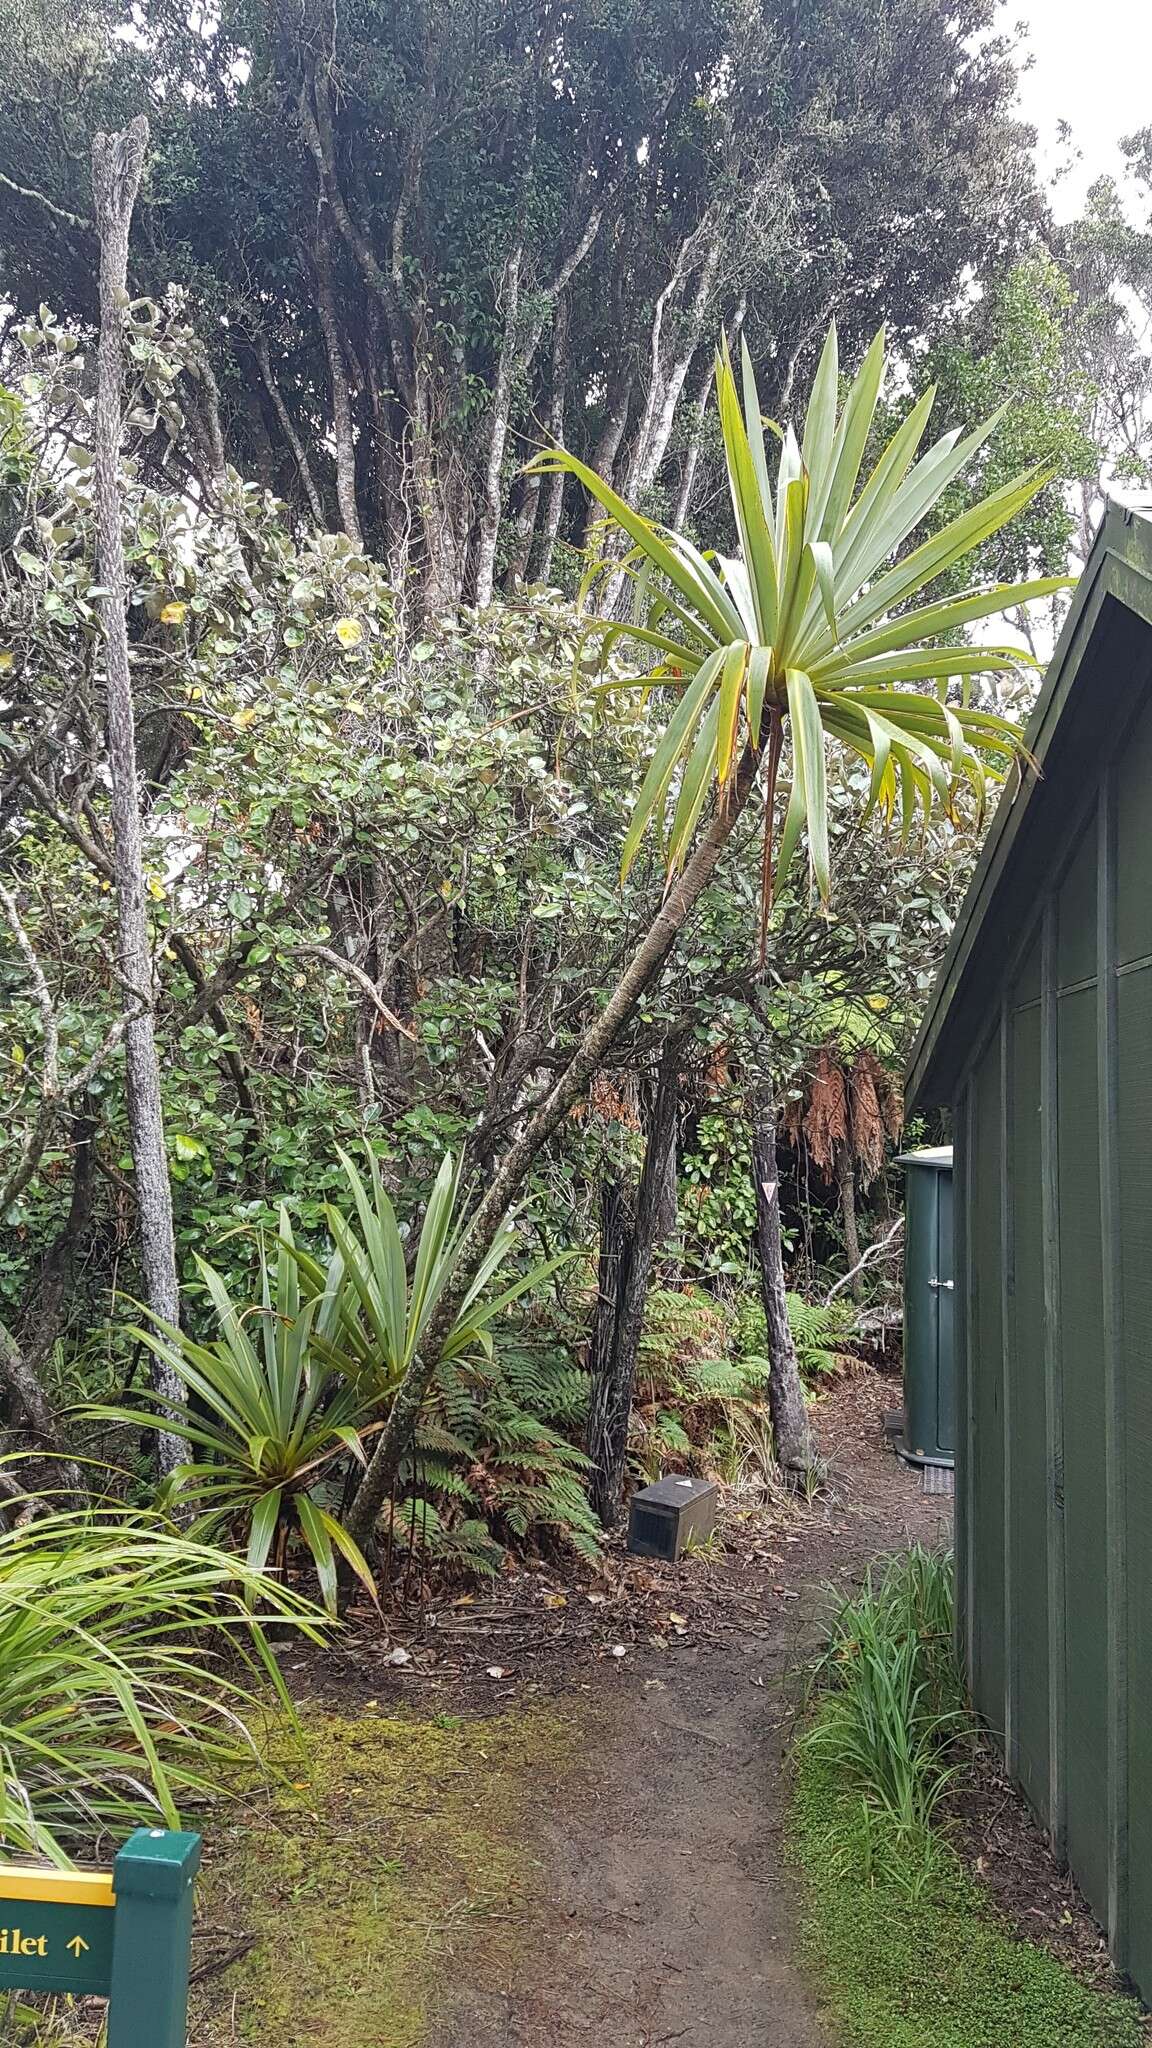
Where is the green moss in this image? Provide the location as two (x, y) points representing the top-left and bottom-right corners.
(791, 1733), (1144, 2048)
(193, 1702), (575, 2048)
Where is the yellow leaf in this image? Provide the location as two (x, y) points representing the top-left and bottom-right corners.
(146, 875), (167, 901)
(865, 994), (890, 1013)
(333, 616), (363, 648)
(0, 650), (14, 672)
(159, 601), (187, 625)
(232, 707), (257, 730)
(184, 684), (203, 702)
(11, 1044), (25, 1065)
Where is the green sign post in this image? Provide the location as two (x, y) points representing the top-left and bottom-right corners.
(0, 1828), (201, 2046)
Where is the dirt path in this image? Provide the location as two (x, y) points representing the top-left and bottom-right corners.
(431, 1378), (949, 2048)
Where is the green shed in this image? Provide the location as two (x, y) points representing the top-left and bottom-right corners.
(896, 1147), (954, 1471)
(907, 503), (1152, 1998)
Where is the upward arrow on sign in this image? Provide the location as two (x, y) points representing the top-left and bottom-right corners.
(67, 1937), (89, 1957)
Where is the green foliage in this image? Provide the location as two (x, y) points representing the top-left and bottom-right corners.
(303, 1148), (570, 1397)
(86, 1153), (574, 1595)
(785, 1293), (857, 1380)
(532, 323), (1067, 897)
(680, 1114), (759, 1278)
(90, 1210), (378, 1613)
(0, 1509), (320, 1860)
(0, 0), (1042, 584)
(402, 1317), (603, 1573)
(793, 1745), (1142, 2047)
(629, 1285), (772, 1484)
(909, 255), (1100, 606)
(735, 1291), (856, 1386)
(803, 1547), (967, 1894)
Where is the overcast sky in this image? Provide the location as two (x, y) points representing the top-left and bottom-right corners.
(1002, 0), (1152, 219)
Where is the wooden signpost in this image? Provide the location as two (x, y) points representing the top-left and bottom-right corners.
(0, 1829), (200, 2047)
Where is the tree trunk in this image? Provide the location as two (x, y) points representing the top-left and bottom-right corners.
(91, 117), (184, 1477)
(534, 291), (571, 587)
(671, 298), (744, 531)
(18, 1112), (98, 1374)
(254, 334), (327, 528)
(308, 231), (364, 549)
(585, 1178), (635, 1394)
(835, 1140), (864, 1300)
(0, 1318), (85, 1500)
(345, 744), (763, 1547)
(580, 379), (633, 549)
(473, 242), (523, 608)
(750, 1079), (814, 1477)
(587, 1039), (681, 1527)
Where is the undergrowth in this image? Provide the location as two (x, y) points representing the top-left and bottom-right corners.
(793, 1548), (1143, 2047)
(794, 1747), (1144, 2048)
(804, 1545), (967, 1892)
(396, 1282), (860, 1575)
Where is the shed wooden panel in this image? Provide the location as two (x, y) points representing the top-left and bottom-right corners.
(1007, 992), (1048, 1815)
(968, 1033), (1006, 1735)
(906, 506), (1152, 1998)
(1117, 966), (1152, 1992)
(1056, 976), (1108, 1921)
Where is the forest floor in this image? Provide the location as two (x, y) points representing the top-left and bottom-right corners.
(37, 1370), (1126, 2048)
(188, 1369), (947, 2048)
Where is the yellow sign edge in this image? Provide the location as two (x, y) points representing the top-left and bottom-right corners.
(0, 1866), (115, 1908)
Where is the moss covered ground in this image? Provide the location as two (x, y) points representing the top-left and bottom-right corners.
(792, 1735), (1146, 2048)
(10, 1698), (573, 2048)
(192, 1700), (573, 2048)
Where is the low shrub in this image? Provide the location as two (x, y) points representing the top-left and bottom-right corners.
(803, 1546), (967, 1894)
(0, 1508), (321, 1860)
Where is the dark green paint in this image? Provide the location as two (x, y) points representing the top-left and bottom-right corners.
(0, 1831), (199, 2046)
(107, 1830), (200, 2048)
(0, 1900), (113, 1995)
(897, 1149), (955, 1466)
(906, 505), (1152, 2004)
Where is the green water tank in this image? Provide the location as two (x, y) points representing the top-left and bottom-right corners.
(895, 1145), (954, 1469)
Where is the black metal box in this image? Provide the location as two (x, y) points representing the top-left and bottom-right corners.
(626, 1475), (718, 1562)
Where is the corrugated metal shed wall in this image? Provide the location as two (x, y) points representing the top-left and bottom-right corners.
(954, 667), (1152, 1990)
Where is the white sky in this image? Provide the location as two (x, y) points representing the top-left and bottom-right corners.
(1002, 0), (1152, 220)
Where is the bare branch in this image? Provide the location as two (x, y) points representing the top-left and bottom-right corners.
(290, 944), (418, 1040)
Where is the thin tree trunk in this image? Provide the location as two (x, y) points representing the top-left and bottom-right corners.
(254, 334), (326, 527)
(0, 1318), (85, 1499)
(91, 114), (183, 1477)
(587, 1038), (682, 1527)
(308, 231), (364, 549)
(835, 1139), (863, 1300)
(581, 379), (633, 549)
(671, 298), (744, 531)
(346, 746), (761, 1547)
(535, 293), (572, 586)
(19, 1113), (98, 1373)
(586, 1177), (635, 1390)
(473, 242), (524, 608)
(750, 1078), (814, 1477)
(506, 472), (543, 588)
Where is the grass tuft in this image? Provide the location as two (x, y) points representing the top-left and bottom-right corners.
(793, 1545), (1144, 2047)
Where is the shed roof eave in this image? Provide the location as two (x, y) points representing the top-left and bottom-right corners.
(905, 501), (1152, 1110)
